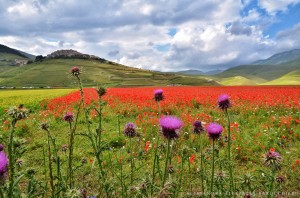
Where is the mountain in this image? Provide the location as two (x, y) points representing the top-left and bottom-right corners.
(0, 49), (220, 87)
(216, 58), (300, 80)
(0, 44), (35, 75)
(252, 49), (300, 65)
(0, 44), (35, 59)
(176, 69), (223, 75)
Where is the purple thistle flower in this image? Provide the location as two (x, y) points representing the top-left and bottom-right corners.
(193, 120), (205, 134)
(0, 144), (3, 152)
(63, 112), (74, 122)
(154, 89), (164, 102)
(218, 94), (231, 110)
(159, 116), (183, 140)
(206, 123), (223, 140)
(0, 151), (8, 182)
(264, 151), (282, 169)
(124, 122), (137, 138)
(71, 66), (80, 76)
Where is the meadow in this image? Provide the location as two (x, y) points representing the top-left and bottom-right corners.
(0, 69), (299, 198)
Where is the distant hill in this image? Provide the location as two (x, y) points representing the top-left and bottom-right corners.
(216, 58), (300, 81)
(0, 44), (35, 59)
(0, 57), (220, 88)
(0, 44), (34, 74)
(47, 49), (105, 61)
(252, 49), (300, 65)
(176, 69), (223, 75)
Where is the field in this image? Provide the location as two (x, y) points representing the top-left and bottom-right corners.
(0, 84), (299, 197)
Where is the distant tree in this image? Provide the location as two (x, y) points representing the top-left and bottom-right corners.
(35, 55), (45, 62)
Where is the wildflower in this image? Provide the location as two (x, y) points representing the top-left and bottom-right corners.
(123, 122), (137, 138)
(82, 188), (87, 198)
(275, 175), (286, 184)
(192, 120), (205, 134)
(41, 122), (50, 131)
(159, 116), (183, 140)
(189, 154), (196, 164)
(71, 66), (80, 76)
(7, 105), (28, 121)
(0, 151), (8, 182)
(81, 158), (87, 164)
(154, 89), (164, 102)
(206, 123), (223, 140)
(218, 94), (231, 110)
(16, 159), (23, 168)
(63, 112), (74, 122)
(97, 86), (106, 97)
(264, 151), (282, 170)
(168, 164), (174, 174)
(0, 144), (4, 152)
(61, 144), (68, 153)
(144, 141), (151, 152)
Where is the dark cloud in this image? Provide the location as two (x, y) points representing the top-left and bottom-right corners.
(108, 50), (119, 57)
(228, 21), (252, 36)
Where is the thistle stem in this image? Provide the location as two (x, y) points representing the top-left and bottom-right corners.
(8, 120), (16, 198)
(162, 138), (171, 188)
(225, 109), (234, 193)
(130, 137), (134, 185)
(210, 140), (215, 198)
(46, 129), (55, 197)
(199, 134), (205, 194)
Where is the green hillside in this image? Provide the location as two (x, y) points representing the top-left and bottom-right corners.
(221, 76), (267, 85)
(0, 58), (220, 87)
(261, 70), (300, 85)
(216, 58), (300, 81)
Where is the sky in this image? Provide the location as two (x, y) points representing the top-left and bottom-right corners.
(0, 0), (300, 72)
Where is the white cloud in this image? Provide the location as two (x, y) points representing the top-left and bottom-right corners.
(258, 0), (300, 14)
(0, 0), (299, 72)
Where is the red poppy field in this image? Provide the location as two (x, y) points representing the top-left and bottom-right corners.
(1, 85), (300, 197)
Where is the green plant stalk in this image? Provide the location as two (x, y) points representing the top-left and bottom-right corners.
(162, 138), (171, 188)
(49, 134), (61, 198)
(77, 76), (105, 195)
(268, 171), (276, 198)
(225, 109), (235, 193)
(130, 137), (134, 185)
(151, 101), (162, 195)
(210, 140), (215, 198)
(46, 129), (55, 198)
(97, 95), (102, 147)
(198, 134), (205, 194)
(120, 163), (124, 198)
(68, 122), (75, 188)
(117, 115), (121, 136)
(0, 186), (4, 198)
(8, 120), (16, 198)
(175, 151), (184, 198)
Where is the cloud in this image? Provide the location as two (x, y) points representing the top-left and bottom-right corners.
(0, 0), (299, 72)
(275, 23), (300, 49)
(228, 21), (253, 36)
(258, 0), (300, 15)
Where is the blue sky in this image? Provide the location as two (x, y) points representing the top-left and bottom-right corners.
(0, 0), (299, 71)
